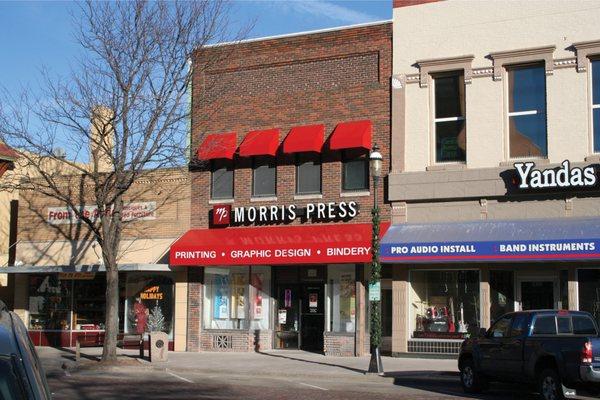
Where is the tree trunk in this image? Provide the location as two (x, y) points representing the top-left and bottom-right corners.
(100, 196), (124, 363)
(101, 258), (120, 362)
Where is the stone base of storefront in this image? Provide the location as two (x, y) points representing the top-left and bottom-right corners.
(199, 329), (273, 352)
(323, 332), (355, 356)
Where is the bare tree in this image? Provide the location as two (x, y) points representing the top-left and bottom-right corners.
(0, 0), (239, 362)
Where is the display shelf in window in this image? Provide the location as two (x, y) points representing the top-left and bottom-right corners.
(28, 274), (72, 330)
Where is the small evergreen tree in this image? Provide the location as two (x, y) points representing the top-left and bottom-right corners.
(147, 303), (166, 333)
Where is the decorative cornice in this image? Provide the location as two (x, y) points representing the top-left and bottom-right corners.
(554, 57), (577, 69)
(573, 39), (600, 72)
(405, 74), (420, 84)
(489, 45), (555, 81)
(415, 55), (475, 88)
(472, 67), (494, 77)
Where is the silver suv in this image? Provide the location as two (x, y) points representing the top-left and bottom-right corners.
(0, 300), (51, 399)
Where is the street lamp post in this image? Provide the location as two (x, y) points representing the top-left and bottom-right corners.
(367, 144), (384, 375)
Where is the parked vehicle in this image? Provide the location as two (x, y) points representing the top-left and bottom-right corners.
(459, 310), (600, 400)
(0, 300), (52, 399)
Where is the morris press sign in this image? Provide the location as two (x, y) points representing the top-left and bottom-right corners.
(211, 201), (359, 226)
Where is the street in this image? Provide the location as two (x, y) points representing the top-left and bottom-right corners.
(40, 348), (536, 400)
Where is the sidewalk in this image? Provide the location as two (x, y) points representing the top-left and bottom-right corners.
(38, 346), (458, 380)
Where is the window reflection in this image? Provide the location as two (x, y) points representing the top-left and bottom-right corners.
(592, 60), (600, 153)
(411, 270), (480, 339)
(434, 73), (466, 162)
(507, 64), (547, 158)
(211, 160), (234, 200)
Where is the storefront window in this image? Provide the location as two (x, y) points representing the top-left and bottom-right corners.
(490, 270), (514, 323)
(73, 274), (106, 330)
(560, 270), (569, 310)
(249, 266), (271, 330)
(203, 267), (249, 330)
(410, 270), (480, 339)
(578, 269), (600, 326)
(125, 274), (174, 337)
(328, 265), (356, 333)
(28, 274), (71, 330)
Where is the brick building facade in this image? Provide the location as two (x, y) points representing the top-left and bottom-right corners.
(173, 21), (393, 356)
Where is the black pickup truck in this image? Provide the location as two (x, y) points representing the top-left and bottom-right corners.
(459, 310), (600, 400)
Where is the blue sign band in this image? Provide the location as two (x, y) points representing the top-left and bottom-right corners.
(380, 239), (600, 263)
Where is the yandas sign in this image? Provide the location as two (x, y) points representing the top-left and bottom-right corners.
(514, 160), (597, 190)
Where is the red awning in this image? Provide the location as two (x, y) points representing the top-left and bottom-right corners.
(329, 120), (372, 151)
(197, 132), (237, 160)
(282, 124), (324, 154)
(170, 222), (390, 266)
(238, 129), (280, 157)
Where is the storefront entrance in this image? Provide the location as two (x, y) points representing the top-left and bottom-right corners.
(518, 278), (557, 311)
(300, 284), (324, 351)
(275, 283), (325, 351)
(274, 266), (326, 352)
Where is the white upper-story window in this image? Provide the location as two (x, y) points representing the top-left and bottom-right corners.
(592, 59), (600, 153)
(507, 63), (547, 159)
(433, 72), (466, 163)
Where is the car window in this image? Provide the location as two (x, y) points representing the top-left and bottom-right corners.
(0, 356), (26, 400)
(490, 315), (512, 338)
(573, 315), (598, 335)
(510, 314), (529, 337)
(533, 316), (557, 335)
(557, 316), (571, 334)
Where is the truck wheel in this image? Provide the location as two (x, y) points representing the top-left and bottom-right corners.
(538, 368), (564, 400)
(460, 358), (487, 393)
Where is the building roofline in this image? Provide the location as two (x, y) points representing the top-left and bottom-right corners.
(203, 19), (392, 49)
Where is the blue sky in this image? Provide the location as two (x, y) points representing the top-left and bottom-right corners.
(0, 1), (392, 92)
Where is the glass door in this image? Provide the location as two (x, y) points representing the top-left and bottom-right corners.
(275, 285), (300, 349)
(300, 284), (324, 352)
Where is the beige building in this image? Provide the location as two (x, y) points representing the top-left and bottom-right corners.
(1, 105), (192, 350)
(3, 161), (191, 350)
(382, 0), (600, 355)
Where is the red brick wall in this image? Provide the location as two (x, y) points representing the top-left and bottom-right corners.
(190, 22), (392, 230)
(393, 0), (440, 8)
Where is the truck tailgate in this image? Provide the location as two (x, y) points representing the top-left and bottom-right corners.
(591, 337), (600, 366)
